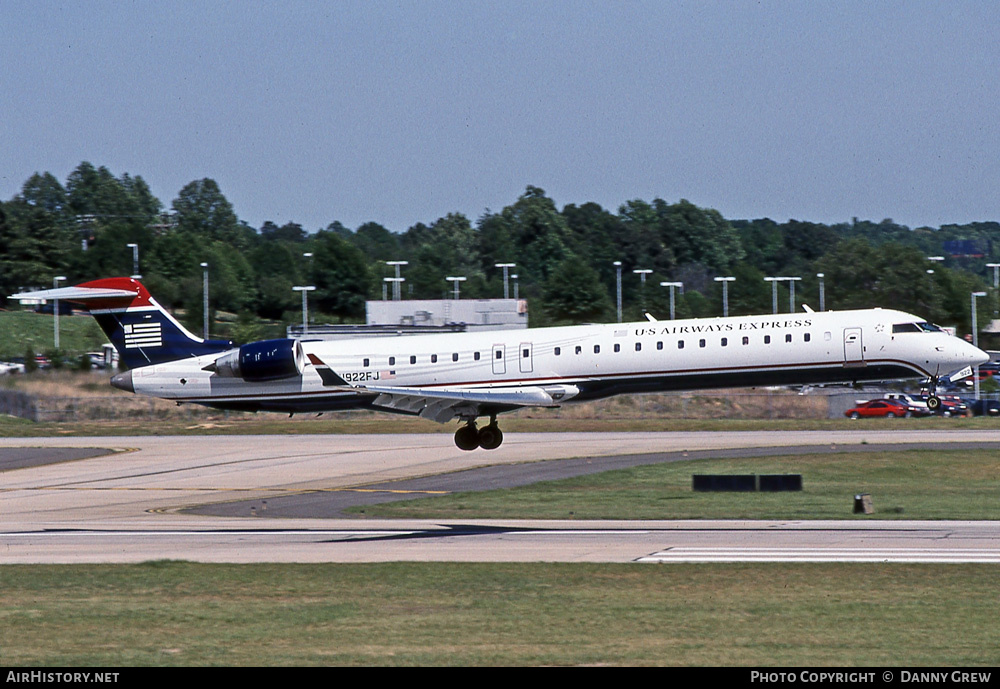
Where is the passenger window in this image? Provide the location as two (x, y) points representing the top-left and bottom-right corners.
(575, 346), (582, 355)
(474, 352), (481, 361)
(594, 345), (600, 354)
(764, 335), (771, 344)
(742, 336), (749, 345)
(678, 341), (685, 349)
(699, 339), (706, 348)
(554, 347), (561, 356)
(495, 350), (502, 359)
(721, 338), (728, 347)
(389, 356), (395, 366)
(635, 342), (642, 352)
(431, 354), (438, 363)
(523, 348), (530, 358)
(785, 334), (792, 343)
(657, 341), (663, 350)
(804, 333), (811, 342)
(614, 344), (621, 353)
(453, 353), (459, 362)
(410, 355), (417, 364)
(363, 358), (369, 367)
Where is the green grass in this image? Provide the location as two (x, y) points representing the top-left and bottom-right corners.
(0, 310), (107, 359)
(354, 449), (1000, 520)
(3, 419), (999, 665)
(0, 561), (997, 666)
(1, 410), (998, 437)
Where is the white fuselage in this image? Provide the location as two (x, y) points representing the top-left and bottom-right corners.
(120, 307), (988, 415)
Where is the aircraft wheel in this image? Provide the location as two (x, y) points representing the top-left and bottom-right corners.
(455, 424), (480, 451)
(478, 424), (503, 450)
(927, 395), (942, 412)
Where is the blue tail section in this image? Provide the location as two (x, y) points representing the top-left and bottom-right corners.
(72, 278), (234, 369)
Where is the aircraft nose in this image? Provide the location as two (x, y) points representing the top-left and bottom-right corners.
(111, 370), (134, 393)
(969, 343), (991, 367)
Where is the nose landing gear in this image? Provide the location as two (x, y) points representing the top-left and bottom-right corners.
(454, 416), (504, 451)
(926, 375), (942, 412)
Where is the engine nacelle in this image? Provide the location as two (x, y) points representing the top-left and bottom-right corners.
(210, 339), (305, 382)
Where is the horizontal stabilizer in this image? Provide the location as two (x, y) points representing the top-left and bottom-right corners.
(9, 285), (138, 302)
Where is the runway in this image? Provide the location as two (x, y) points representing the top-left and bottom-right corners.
(2, 430), (999, 564)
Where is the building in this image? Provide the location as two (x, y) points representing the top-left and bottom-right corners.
(287, 299), (528, 339)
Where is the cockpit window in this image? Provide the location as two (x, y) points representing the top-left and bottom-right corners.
(892, 322), (944, 334)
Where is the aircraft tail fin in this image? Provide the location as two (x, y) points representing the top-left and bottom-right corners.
(9, 277), (233, 369)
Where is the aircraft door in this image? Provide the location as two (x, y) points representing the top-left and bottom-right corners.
(492, 344), (506, 375)
(844, 327), (865, 367)
(519, 342), (533, 373)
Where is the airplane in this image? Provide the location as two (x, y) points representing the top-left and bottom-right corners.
(9, 276), (990, 450)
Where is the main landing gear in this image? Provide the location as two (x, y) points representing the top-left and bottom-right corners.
(454, 417), (504, 451)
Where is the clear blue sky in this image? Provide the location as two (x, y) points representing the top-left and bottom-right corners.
(3, 1), (1000, 233)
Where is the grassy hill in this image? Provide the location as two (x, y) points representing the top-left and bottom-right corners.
(0, 310), (108, 360)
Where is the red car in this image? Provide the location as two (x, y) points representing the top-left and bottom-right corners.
(845, 399), (919, 419)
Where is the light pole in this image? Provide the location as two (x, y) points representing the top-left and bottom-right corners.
(633, 269), (652, 313)
(714, 276), (735, 317)
(303, 252), (313, 282)
(986, 263), (1000, 289)
(764, 277), (780, 314)
(53, 276), (66, 349)
(383, 277), (402, 302)
(987, 263), (1000, 317)
(972, 291), (987, 401)
(446, 276), (466, 300)
(817, 273), (825, 311)
(660, 282), (683, 320)
(386, 261), (408, 301)
(764, 277), (800, 313)
(200, 263), (209, 339)
(293, 286), (316, 335)
(613, 261), (622, 323)
(126, 243), (140, 278)
(495, 263), (515, 299)
(787, 276), (802, 313)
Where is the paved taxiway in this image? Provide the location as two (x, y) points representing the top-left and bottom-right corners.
(2, 430), (999, 563)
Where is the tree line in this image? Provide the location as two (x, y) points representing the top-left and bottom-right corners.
(2, 162), (998, 341)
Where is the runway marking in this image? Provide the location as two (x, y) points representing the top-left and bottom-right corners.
(638, 548), (1000, 563)
(1, 486), (449, 495)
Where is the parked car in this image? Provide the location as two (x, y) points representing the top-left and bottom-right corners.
(968, 399), (1000, 416)
(979, 362), (1000, 378)
(933, 395), (970, 417)
(845, 399), (922, 419)
(911, 390), (972, 416)
(883, 393), (930, 412)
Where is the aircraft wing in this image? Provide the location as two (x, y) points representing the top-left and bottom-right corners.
(304, 353), (579, 422)
(357, 383), (579, 423)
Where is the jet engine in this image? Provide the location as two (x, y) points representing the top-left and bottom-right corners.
(207, 339), (305, 382)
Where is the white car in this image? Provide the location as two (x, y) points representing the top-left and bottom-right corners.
(0, 361), (26, 374)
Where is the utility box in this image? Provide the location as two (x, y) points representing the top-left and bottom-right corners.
(854, 493), (874, 514)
